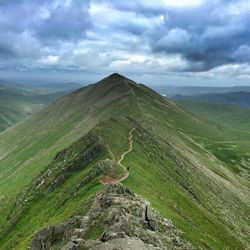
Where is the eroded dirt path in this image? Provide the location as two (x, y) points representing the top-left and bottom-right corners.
(118, 127), (135, 166)
(100, 127), (135, 185)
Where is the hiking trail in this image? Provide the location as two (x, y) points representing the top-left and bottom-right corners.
(100, 127), (135, 185)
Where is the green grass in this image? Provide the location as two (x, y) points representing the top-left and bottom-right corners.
(0, 74), (249, 249)
(177, 100), (250, 132)
(123, 132), (247, 249)
(0, 84), (66, 133)
(0, 133), (106, 249)
(176, 99), (250, 177)
(84, 215), (105, 240)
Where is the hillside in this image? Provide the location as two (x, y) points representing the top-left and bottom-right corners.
(153, 85), (250, 97)
(173, 91), (250, 108)
(0, 84), (67, 132)
(177, 100), (250, 132)
(0, 78), (82, 91)
(0, 74), (249, 249)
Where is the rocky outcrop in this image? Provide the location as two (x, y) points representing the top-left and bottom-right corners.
(30, 184), (194, 250)
(30, 224), (67, 250)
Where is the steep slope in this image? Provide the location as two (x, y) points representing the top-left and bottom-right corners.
(0, 84), (67, 132)
(0, 74), (249, 249)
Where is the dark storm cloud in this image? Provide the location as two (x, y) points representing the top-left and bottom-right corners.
(112, 1), (250, 71)
(35, 1), (91, 43)
(98, 0), (250, 71)
(152, 9), (250, 71)
(0, 45), (15, 58)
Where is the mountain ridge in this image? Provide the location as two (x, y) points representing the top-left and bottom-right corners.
(0, 74), (249, 249)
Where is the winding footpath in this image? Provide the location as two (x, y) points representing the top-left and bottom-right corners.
(100, 127), (135, 185)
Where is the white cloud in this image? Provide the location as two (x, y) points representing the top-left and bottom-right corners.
(139, 0), (204, 8)
(192, 63), (250, 80)
(38, 55), (59, 65)
(225, 0), (250, 16)
(108, 52), (188, 73)
(89, 2), (165, 30)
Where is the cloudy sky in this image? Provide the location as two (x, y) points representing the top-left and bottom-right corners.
(1, 0), (250, 86)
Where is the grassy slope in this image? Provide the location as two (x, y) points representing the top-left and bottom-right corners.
(0, 74), (249, 249)
(176, 100), (250, 175)
(173, 91), (250, 108)
(0, 119), (130, 249)
(177, 99), (250, 132)
(123, 85), (249, 249)
(0, 84), (66, 132)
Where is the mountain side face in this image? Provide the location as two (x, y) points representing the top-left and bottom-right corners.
(176, 99), (250, 132)
(0, 74), (136, 196)
(0, 74), (249, 249)
(0, 83), (67, 132)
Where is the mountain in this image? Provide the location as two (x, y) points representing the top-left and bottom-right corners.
(0, 79), (83, 92)
(26, 82), (83, 91)
(0, 84), (67, 132)
(0, 74), (249, 249)
(173, 91), (250, 108)
(153, 85), (250, 97)
(176, 100), (250, 132)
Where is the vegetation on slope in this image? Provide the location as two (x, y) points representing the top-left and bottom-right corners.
(0, 84), (67, 132)
(177, 99), (250, 132)
(0, 74), (249, 249)
(173, 91), (250, 108)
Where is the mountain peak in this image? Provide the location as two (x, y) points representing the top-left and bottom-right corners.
(102, 73), (134, 84)
(107, 73), (126, 80)
(94, 73), (136, 93)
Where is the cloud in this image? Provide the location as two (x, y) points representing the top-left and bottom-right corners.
(88, 2), (165, 35)
(191, 63), (250, 81)
(38, 55), (59, 65)
(0, 0), (250, 83)
(35, 1), (91, 43)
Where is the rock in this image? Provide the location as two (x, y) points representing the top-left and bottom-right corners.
(61, 238), (85, 250)
(29, 224), (66, 250)
(83, 239), (101, 248)
(54, 224), (66, 235)
(145, 204), (157, 231)
(29, 184), (194, 250)
(89, 238), (158, 250)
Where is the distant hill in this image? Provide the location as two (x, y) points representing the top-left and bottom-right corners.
(0, 84), (67, 132)
(0, 79), (83, 92)
(0, 74), (249, 249)
(173, 91), (250, 108)
(29, 82), (83, 91)
(153, 85), (250, 97)
(176, 99), (250, 132)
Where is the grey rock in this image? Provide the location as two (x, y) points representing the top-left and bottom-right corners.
(90, 238), (158, 250)
(145, 204), (157, 231)
(83, 239), (101, 248)
(30, 184), (194, 250)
